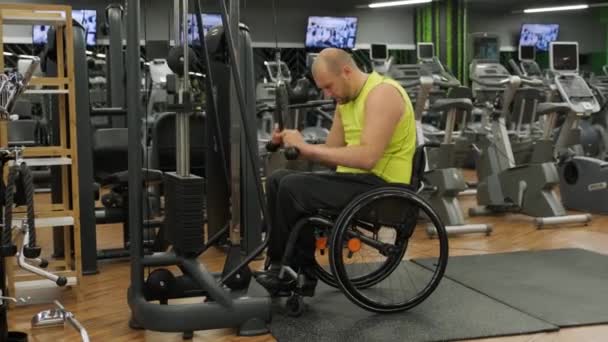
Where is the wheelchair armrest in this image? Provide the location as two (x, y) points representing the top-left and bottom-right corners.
(316, 208), (341, 218)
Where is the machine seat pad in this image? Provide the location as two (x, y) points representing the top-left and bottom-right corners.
(430, 98), (473, 112)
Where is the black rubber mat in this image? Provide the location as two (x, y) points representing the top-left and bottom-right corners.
(269, 261), (557, 342)
(416, 248), (608, 327)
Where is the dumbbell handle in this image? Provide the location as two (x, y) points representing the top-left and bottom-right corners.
(265, 141), (300, 160)
(266, 140), (280, 152)
(284, 147), (300, 160)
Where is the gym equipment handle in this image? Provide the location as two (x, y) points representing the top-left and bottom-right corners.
(18, 229), (68, 287)
(266, 140), (280, 152)
(54, 301), (90, 342)
(265, 141), (300, 160)
(90, 107), (127, 117)
(433, 78), (461, 89)
(520, 78), (544, 86)
(284, 147), (300, 160)
(287, 100), (335, 110)
(470, 76), (513, 88)
(401, 79), (422, 88)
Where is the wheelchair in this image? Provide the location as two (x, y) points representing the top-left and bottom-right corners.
(272, 144), (449, 316)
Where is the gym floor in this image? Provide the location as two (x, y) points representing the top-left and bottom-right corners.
(8, 170), (608, 341)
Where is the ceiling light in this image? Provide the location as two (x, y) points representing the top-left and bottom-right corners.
(368, 0), (432, 9)
(524, 4), (588, 13)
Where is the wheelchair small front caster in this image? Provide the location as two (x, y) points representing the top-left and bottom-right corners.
(285, 294), (305, 317)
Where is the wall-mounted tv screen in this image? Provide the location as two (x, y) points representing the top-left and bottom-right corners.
(305, 16), (358, 49)
(188, 13), (223, 45)
(33, 9), (97, 46)
(519, 24), (559, 52)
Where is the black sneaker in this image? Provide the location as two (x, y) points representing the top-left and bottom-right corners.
(253, 262), (282, 277)
(255, 271), (295, 297)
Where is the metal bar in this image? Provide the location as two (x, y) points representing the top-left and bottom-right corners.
(443, 108), (456, 144)
(173, 0), (180, 45)
(217, 0), (274, 283)
(176, 0), (191, 177)
(182, 0), (190, 92)
(517, 98), (525, 135)
(534, 214), (592, 228)
(193, 0), (230, 187)
(543, 113), (556, 140)
(127, 0), (143, 294)
(228, 0), (242, 244)
(427, 223), (492, 237)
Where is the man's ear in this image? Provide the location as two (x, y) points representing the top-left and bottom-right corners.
(342, 65), (352, 78)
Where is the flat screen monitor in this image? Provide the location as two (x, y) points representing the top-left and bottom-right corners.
(472, 35), (499, 61)
(519, 24), (559, 52)
(550, 41), (578, 73)
(370, 44), (388, 60)
(417, 42), (434, 60)
(33, 24), (50, 45)
(305, 16), (358, 49)
(33, 9), (97, 46)
(519, 45), (535, 61)
(188, 13), (223, 45)
(146, 40), (170, 60)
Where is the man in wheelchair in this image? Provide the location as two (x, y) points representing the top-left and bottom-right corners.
(256, 48), (417, 297)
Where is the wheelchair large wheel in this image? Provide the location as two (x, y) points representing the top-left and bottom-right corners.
(311, 218), (408, 290)
(329, 187), (449, 313)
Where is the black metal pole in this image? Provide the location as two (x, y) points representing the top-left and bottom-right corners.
(216, 0), (272, 283)
(193, 0), (230, 187)
(127, 0), (144, 294)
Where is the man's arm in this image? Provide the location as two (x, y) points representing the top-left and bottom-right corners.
(298, 84), (405, 170)
(323, 109), (345, 148)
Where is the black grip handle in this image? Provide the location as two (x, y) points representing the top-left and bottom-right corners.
(266, 141), (281, 152)
(284, 147), (300, 160)
(56, 277), (68, 287)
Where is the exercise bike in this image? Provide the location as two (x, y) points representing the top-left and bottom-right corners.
(469, 70), (591, 227)
(549, 42), (608, 214)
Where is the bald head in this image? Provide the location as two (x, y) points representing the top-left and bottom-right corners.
(310, 48), (369, 104)
(312, 48), (359, 75)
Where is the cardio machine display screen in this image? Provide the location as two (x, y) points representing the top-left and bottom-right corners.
(472, 37), (499, 61)
(305, 16), (358, 49)
(551, 43), (578, 72)
(370, 44), (388, 59)
(519, 24), (559, 51)
(418, 43), (434, 59)
(267, 63), (291, 80)
(519, 45), (535, 60)
(33, 9), (97, 46)
(188, 13), (223, 45)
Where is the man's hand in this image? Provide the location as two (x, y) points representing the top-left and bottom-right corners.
(281, 129), (306, 149)
(270, 126), (282, 146)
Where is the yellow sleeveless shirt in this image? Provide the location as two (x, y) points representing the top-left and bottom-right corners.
(336, 72), (416, 184)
